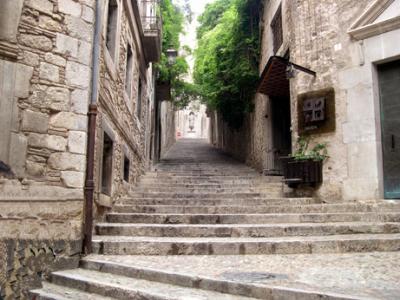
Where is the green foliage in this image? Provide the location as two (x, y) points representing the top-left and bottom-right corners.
(172, 81), (201, 109)
(160, 0), (184, 50)
(194, 0), (261, 129)
(196, 0), (232, 40)
(157, 0), (196, 108)
(291, 137), (329, 162)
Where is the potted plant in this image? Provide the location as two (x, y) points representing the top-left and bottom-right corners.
(282, 137), (328, 188)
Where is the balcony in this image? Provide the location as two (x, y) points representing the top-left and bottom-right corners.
(139, 0), (162, 63)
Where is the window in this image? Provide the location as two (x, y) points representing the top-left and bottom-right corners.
(136, 79), (142, 119)
(101, 132), (113, 195)
(271, 5), (283, 54)
(123, 155), (130, 182)
(106, 0), (118, 58)
(125, 44), (133, 97)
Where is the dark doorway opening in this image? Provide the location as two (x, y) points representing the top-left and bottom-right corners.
(378, 60), (400, 199)
(271, 95), (292, 174)
(123, 155), (130, 182)
(101, 132), (113, 195)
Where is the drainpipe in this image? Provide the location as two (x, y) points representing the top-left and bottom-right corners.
(83, 0), (102, 254)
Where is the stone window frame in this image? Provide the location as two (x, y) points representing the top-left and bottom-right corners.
(122, 145), (131, 183)
(123, 29), (137, 113)
(0, 0), (24, 60)
(98, 118), (116, 197)
(124, 42), (134, 99)
(348, 0), (400, 40)
(103, 0), (122, 80)
(136, 76), (143, 122)
(271, 4), (283, 54)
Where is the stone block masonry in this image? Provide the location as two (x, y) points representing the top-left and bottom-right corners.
(211, 0), (393, 201)
(0, 0), (95, 298)
(0, 0), (159, 297)
(1, 0), (96, 192)
(0, 239), (81, 299)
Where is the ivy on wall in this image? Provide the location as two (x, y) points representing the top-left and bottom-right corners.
(194, 0), (261, 129)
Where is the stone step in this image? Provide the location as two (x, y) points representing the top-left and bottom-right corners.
(152, 168), (257, 172)
(139, 178), (279, 184)
(30, 282), (114, 300)
(80, 255), (369, 300)
(95, 222), (400, 238)
(113, 203), (400, 214)
(136, 182), (280, 188)
(145, 171), (262, 180)
(118, 197), (317, 206)
(128, 192), (282, 199)
(138, 180), (280, 187)
(132, 187), (282, 193)
(142, 174), (267, 179)
(92, 233), (400, 255)
(146, 169), (259, 173)
(50, 269), (255, 300)
(106, 212), (400, 224)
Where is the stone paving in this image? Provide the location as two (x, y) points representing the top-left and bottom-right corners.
(81, 253), (400, 299)
(31, 139), (400, 299)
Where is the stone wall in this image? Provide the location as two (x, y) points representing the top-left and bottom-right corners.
(0, 239), (81, 300)
(160, 101), (176, 158)
(0, 0), (159, 296)
(0, 0), (95, 196)
(0, 1), (96, 296)
(210, 0), (399, 201)
(92, 0), (155, 213)
(176, 100), (210, 140)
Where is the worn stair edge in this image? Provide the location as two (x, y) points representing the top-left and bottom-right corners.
(92, 233), (400, 255)
(112, 203), (400, 214)
(118, 198), (318, 206)
(50, 269), (255, 300)
(95, 222), (400, 238)
(80, 257), (361, 300)
(30, 282), (114, 300)
(106, 212), (400, 224)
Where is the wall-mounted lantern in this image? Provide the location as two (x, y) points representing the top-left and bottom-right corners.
(166, 49), (178, 65)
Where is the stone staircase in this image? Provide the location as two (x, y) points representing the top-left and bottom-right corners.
(31, 139), (400, 299)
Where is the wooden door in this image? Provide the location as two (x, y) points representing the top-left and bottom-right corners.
(378, 60), (400, 199)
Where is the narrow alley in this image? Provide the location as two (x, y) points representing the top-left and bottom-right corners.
(31, 138), (400, 299)
(1, 0), (400, 298)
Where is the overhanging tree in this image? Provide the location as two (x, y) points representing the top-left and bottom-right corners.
(194, 0), (261, 129)
(157, 0), (198, 109)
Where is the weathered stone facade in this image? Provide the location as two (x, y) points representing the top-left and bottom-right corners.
(210, 0), (400, 201)
(92, 0), (155, 211)
(0, 0), (160, 297)
(0, 2), (94, 296)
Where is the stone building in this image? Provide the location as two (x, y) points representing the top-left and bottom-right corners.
(0, 0), (161, 297)
(210, 0), (400, 201)
(176, 100), (209, 140)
